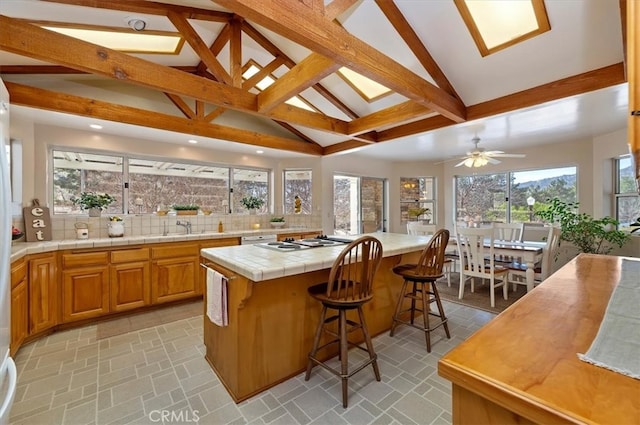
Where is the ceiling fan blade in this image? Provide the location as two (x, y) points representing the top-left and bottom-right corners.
(486, 157), (501, 164)
(454, 159), (468, 167)
(488, 153), (526, 158)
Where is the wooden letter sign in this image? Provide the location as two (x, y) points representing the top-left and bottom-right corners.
(23, 199), (52, 242)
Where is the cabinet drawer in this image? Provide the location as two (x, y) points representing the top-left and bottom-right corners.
(62, 251), (109, 268)
(111, 248), (150, 264)
(152, 243), (199, 259)
(11, 259), (27, 287)
(200, 237), (240, 248)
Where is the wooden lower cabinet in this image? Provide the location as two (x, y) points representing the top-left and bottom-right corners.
(151, 257), (199, 304)
(62, 266), (110, 322)
(28, 253), (58, 334)
(10, 259), (28, 355)
(110, 261), (151, 312)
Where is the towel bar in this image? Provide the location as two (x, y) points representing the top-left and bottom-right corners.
(200, 262), (236, 279)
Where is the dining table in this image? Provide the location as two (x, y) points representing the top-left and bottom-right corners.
(450, 238), (545, 292)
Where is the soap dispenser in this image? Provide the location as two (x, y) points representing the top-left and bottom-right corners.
(218, 220), (223, 233)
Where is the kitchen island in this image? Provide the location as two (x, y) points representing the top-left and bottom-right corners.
(200, 232), (431, 402)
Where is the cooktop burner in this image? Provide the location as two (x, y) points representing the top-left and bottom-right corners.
(256, 236), (350, 252)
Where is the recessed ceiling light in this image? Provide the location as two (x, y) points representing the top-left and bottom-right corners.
(256, 150), (264, 154)
(89, 124), (102, 129)
(188, 139), (198, 144)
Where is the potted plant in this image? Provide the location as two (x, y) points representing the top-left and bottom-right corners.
(71, 192), (116, 217)
(241, 196), (265, 214)
(270, 216), (286, 228)
(535, 197), (630, 255)
(172, 204), (200, 215)
(408, 207), (431, 223)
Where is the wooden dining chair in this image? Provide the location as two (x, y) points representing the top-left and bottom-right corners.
(456, 225), (509, 308)
(508, 226), (562, 290)
(406, 222), (453, 286)
(305, 236), (383, 408)
(492, 222), (525, 263)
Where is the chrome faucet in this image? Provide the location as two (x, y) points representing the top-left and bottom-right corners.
(176, 220), (192, 234)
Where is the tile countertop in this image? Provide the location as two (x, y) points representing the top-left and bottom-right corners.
(10, 228), (322, 263)
(201, 232), (431, 282)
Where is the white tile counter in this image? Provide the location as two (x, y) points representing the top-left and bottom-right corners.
(200, 232), (431, 281)
(10, 228), (321, 263)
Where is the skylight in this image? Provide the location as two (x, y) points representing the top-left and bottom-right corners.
(38, 23), (184, 54)
(241, 63), (317, 112)
(454, 0), (550, 57)
(337, 67), (391, 102)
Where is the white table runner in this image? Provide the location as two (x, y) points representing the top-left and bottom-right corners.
(578, 258), (640, 379)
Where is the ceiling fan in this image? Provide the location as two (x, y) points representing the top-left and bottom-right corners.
(454, 137), (526, 168)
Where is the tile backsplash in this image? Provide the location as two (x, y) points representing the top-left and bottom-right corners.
(12, 213), (321, 240)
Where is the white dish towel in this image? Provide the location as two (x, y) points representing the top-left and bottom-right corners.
(206, 267), (228, 326)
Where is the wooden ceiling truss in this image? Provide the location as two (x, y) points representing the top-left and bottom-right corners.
(0, 0), (629, 156)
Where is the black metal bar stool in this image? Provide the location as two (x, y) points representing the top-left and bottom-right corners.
(389, 229), (451, 352)
(305, 236), (383, 408)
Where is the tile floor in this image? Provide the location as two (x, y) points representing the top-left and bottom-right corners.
(9, 300), (495, 425)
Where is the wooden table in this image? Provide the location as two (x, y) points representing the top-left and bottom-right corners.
(438, 254), (640, 424)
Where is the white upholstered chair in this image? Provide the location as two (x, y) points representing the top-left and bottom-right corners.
(508, 226), (562, 290)
(456, 225), (509, 308)
(406, 222), (452, 286)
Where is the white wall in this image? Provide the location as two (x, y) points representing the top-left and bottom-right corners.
(10, 111), (637, 253)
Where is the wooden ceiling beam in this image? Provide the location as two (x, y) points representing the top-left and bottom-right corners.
(165, 93), (196, 119)
(257, 54), (340, 113)
(0, 15), (352, 135)
(229, 16), (243, 87)
(214, 0), (466, 123)
(325, 0), (360, 21)
(374, 0), (461, 100)
(40, 0), (232, 22)
(197, 23), (231, 77)
(372, 63), (626, 143)
(348, 101), (433, 136)
(0, 65), (199, 74)
(6, 82), (323, 156)
(167, 11), (232, 85)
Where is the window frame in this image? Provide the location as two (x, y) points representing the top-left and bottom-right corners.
(614, 155), (640, 229)
(50, 146), (272, 215)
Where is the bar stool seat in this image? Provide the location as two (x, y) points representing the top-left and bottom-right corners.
(389, 229), (451, 352)
(305, 236), (384, 408)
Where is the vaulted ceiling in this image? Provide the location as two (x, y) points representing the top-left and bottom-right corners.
(0, 0), (629, 161)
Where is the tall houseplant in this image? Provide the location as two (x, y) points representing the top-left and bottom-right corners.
(535, 197), (630, 254)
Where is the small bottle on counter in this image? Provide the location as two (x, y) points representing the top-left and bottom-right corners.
(218, 220), (224, 233)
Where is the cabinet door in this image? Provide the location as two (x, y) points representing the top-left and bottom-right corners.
(11, 278), (28, 355)
(62, 266), (109, 322)
(29, 254), (58, 334)
(110, 261), (151, 312)
(151, 257), (199, 304)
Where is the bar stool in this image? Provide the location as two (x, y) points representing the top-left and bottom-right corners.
(305, 236), (383, 408)
(389, 229), (451, 352)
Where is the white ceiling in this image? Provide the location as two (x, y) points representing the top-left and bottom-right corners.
(0, 0), (629, 161)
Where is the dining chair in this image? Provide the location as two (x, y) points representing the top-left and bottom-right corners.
(406, 222), (453, 286)
(456, 225), (509, 308)
(493, 222), (524, 242)
(305, 236), (383, 408)
(492, 222), (525, 263)
(389, 229), (451, 352)
(508, 226), (562, 290)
